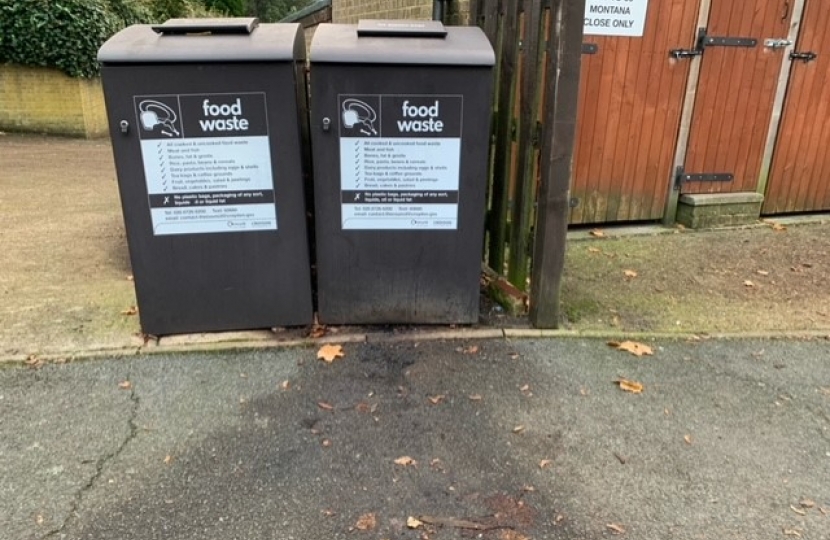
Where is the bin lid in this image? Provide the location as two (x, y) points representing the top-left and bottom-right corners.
(98, 19), (305, 64)
(310, 21), (495, 66)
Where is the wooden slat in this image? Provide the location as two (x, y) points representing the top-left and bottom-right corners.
(766, 0), (830, 213)
(486, 0), (519, 272)
(507, 0), (544, 288)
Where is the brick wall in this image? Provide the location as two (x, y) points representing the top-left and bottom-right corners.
(333, 0), (471, 24)
(0, 64), (108, 138)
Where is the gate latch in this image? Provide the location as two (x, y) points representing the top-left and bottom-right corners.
(764, 38), (793, 50)
(790, 51), (818, 63)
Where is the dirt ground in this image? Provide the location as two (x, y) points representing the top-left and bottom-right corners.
(2, 134), (830, 357)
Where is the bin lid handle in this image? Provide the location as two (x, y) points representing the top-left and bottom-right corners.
(356, 19), (447, 38)
(152, 18), (259, 36)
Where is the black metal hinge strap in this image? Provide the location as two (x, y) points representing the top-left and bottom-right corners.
(671, 28), (757, 60)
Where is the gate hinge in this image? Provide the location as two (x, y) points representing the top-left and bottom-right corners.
(790, 51), (818, 63)
(671, 28), (758, 59)
(675, 166), (735, 188)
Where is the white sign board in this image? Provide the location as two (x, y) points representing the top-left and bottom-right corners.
(135, 93), (277, 236)
(584, 0), (649, 37)
(338, 94), (463, 230)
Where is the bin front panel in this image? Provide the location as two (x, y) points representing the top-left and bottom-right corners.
(102, 62), (313, 334)
(311, 63), (493, 324)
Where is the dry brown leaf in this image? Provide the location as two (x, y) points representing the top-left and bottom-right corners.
(428, 394), (446, 405)
(460, 345), (479, 354)
(394, 456), (417, 467)
(35, 515), (44, 525)
(24, 355), (42, 368)
(744, 280), (755, 288)
(468, 394), (483, 401)
(757, 270), (770, 276)
(790, 505), (806, 516)
(512, 425), (526, 433)
(588, 246), (602, 253)
(280, 380), (290, 390)
(499, 531), (530, 540)
(771, 222), (787, 231)
(163, 454), (173, 464)
(799, 498), (815, 509)
(354, 513), (376, 531)
(783, 528), (803, 537)
(118, 380), (132, 390)
(322, 509), (336, 517)
(607, 523), (626, 535)
(121, 305), (138, 316)
(590, 229), (605, 238)
(407, 516), (424, 529)
(520, 384), (530, 392)
(317, 401), (335, 412)
(819, 506), (828, 515)
(684, 435), (693, 445)
(615, 378), (644, 394)
(624, 269), (638, 279)
(317, 344), (344, 363)
(321, 439), (332, 447)
(508, 352), (520, 360)
(609, 340), (653, 357)
(309, 324), (327, 339)
(539, 459), (553, 469)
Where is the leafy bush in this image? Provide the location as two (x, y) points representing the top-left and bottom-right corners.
(0, 0), (224, 78)
(202, 0), (245, 16)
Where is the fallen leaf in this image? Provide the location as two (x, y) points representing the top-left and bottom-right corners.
(317, 401), (335, 411)
(588, 246), (602, 253)
(468, 394), (483, 401)
(554, 514), (566, 524)
(321, 439), (332, 447)
(163, 455), (173, 464)
(280, 380), (290, 390)
(322, 509), (336, 517)
(783, 528), (802, 537)
(354, 513), (376, 531)
(790, 505), (806, 516)
(819, 506), (828, 515)
(407, 516), (424, 529)
(613, 452), (627, 464)
(309, 326), (326, 339)
(121, 306), (138, 316)
(460, 345), (479, 354)
(24, 355), (42, 368)
(317, 344), (344, 363)
(615, 378), (644, 394)
(757, 270), (770, 276)
(513, 425), (525, 433)
(744, 280), (755, 288)
(520, 384), (530, 392)
(684, 435), (693, 445)
(624, 269), (638, 278)
(771, 222), (787, 231)
(590, 229), (605, 238)
(394, 456), (417, 467)
(609, 340), (653, 357)
(799, 498), (815, 509)
(126, 274), (134, 281)
(508, 352), (520, 360)
(428, 394), (446, 405)
(579, 387), (589, 396)
(607, 523), (626, 535)
(35, 515), (44, 525)
(118, 380), (132, 390)
(539, 459), (553, 469)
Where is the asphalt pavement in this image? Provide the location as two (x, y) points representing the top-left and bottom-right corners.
(2, 337), (829, 540)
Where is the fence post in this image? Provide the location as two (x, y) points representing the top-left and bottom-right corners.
(528, 0), (584, 328)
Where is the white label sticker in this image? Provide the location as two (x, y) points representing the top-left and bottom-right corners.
(584, 0), (649, 37)
(338, 94), (462, 230)
(135, 93), (277, 236)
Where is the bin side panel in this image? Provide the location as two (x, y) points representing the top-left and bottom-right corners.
(101, 63), (313, 334)
(311, 64), (494, 324)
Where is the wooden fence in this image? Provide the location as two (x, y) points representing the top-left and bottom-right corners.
(470, 0), (585, 327)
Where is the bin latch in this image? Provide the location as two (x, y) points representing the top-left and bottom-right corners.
(356, 19), (447, 38)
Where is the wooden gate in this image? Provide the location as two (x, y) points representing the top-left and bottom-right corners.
(764, 0), (830, 213)
(680, 0), (794, 195)
(570, 0), (700, 224)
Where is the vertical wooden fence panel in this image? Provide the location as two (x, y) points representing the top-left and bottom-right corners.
(765, 0), (830, 213)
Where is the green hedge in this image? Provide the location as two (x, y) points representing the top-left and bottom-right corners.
(0, 0), (220, 78)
